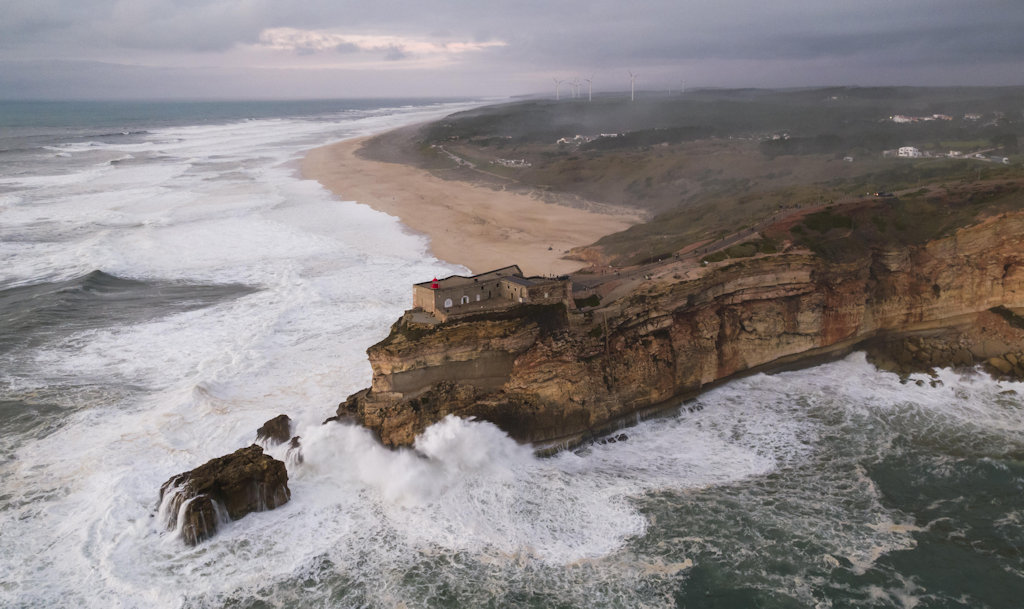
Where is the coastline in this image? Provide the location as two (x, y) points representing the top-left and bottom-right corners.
(301, 134), (641, 276)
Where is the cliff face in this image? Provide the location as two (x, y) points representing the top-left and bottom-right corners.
(339, 213), (1024, 449)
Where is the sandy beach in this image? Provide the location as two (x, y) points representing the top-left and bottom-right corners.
(301, 135), (641, 276)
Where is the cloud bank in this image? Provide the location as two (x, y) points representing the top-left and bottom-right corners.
(1, 0), (1022, 98)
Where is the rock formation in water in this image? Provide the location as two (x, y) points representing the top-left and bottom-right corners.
(256, 414), (292, 446)
(158, 444), (290, 545)
(339, 212), (1024, 450)
(286, 436), (304, 466)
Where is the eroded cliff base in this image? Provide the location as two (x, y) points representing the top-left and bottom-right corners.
(865, 307), (1024, 380)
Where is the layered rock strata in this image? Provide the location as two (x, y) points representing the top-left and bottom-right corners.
(339, 212), (1024, 450)
(158, 445), (290, 545)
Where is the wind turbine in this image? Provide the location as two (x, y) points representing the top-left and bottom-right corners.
(553, 78), (565, 100)
(584, 74), (593, 102)
(572, 77), (581, 99)
(628, 70), (637, 102)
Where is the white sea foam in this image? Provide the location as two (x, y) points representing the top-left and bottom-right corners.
(5, 342), (1024, 607)
(0, 101), (480, 607)
(3, 100), (1024, 608)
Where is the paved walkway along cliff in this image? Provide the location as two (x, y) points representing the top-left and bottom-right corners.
(337, 211), (1024, 451)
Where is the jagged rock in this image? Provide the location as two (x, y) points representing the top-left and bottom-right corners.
(342, 380), (483, 448)
(158, 444), (290, 546)
(286, 436), (303, 466)
(256, 414), (291, 445)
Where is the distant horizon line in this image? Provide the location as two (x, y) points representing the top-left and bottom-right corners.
(3, 84), (1024, 104)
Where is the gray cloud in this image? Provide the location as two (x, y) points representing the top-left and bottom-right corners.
(1, 0), (1022, 98)
(383, 45), (409, 61)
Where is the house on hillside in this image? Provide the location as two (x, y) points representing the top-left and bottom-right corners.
(898, 146), (922, 158)
(412, 265), (573, 321)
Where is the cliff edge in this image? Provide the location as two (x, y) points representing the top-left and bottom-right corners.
(338, 211), (1024, 450)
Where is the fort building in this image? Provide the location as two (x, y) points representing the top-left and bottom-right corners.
(412, 265), (573, 321)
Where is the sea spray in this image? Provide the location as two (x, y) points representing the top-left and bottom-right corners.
(0, 99), (484, 608)
(7, 350), (1024, 607)
(288, 416), (648, 561)
(413, 415), (534, 476)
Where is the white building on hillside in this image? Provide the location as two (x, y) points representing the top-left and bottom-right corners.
(898, 146), (922, 158)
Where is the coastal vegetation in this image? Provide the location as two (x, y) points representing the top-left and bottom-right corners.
(366, 86), (1024, 266)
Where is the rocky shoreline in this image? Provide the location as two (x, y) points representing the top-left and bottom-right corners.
(161, 210), (1024, 545)
(864, 311), (1024, 380)
(337, 211), (1024, 450)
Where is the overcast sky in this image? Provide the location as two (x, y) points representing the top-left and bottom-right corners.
(2, 0), (1022, 99)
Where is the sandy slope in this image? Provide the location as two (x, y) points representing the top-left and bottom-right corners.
(301, 136), (640, 276)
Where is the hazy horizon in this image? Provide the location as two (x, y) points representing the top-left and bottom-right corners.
(2, 1), (1023, 100)
(5, 84), (1024, 105)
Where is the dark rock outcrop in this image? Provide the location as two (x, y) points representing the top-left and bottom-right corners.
(256, 414), (292, 445)
(286, 436), (303, 466)
(158, 444), (290, 545)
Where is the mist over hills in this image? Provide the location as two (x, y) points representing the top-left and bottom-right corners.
(370, 86), (1024, 265)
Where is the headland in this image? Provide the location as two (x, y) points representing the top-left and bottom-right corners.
(337, 207), (1024, 451)
(308, 89), (1024, 450)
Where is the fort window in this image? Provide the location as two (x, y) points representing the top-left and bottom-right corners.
(412, 264), (573, 320)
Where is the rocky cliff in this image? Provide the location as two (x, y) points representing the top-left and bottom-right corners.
(339, 212), (1024, 450)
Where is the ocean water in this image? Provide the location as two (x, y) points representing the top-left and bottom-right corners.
(1, 100), (1022, 608)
